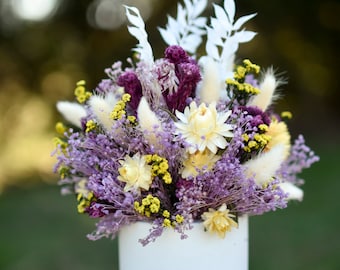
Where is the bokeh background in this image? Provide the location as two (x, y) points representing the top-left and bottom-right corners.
(0, 0), (339, 269)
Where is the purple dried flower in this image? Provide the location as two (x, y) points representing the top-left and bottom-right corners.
(239, 105), (271, 126)
(163, 62), (201, 112)
(245, 74), (260, 88)
(87, 202), (107, 218)
(165, 45), (189, 64)
(278, 135), (319, 185)
(117, 71), (143, 111)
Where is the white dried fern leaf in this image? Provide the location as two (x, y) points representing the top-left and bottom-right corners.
(203, 0), (257, 79)
(158, 0), (208, 54)
(124, 5), (154, 64)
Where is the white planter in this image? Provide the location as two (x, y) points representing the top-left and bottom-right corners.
(119, 215), (248, 270)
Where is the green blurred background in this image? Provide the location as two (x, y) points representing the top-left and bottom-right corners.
(0, 0), (339, 269)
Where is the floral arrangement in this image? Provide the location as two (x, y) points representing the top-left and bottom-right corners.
(53, 0), (319, 245)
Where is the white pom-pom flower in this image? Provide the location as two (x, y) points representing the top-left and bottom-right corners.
(56, 101), (87, 128)
(88, 93), (117, 132)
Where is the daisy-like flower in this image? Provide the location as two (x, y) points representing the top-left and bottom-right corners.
(181, 149), (220, 178)
(201, 204), (238, 238)
(118, 153), (153, 192)
(175, 101), (234, 154)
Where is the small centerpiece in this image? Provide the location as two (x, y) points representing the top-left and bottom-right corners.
(53, 0), (319, 266)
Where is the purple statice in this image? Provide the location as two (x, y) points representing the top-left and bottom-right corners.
(278, 135), (319, 185)
(117, 71), (143, 111)
(104, 61), (123, 82)
(245, 74), (260, 88)
(138, 218), (165, 246)
(87, 202), (107, 218)
(88, 212), (140, 241)
(175, 131), (287, 219)
(94, 79), (115, 94)
(239, 106), (271, 127)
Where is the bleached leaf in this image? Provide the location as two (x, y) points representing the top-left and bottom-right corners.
(125, 6), (145, 28)
(124, 5), (154, 64)
(177, 4), (186, 26)
(233, 13), (257, 30)
(182, 34), (202, 53)
(234, 30), (257, 43)
(213, 4), (229, 25)
(206, 40), (220, 60)
(159, 0), (208, 54)
(202, 0), (256, 81)
(224, 0), (235, 22)
(194, 17), (208, 28)
(158, 28), (178, 46)
(192, 0), (207, 17)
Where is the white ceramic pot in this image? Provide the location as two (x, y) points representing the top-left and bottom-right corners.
(119, 215), (248, 270)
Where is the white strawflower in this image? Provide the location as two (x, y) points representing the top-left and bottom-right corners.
(175, 101), (234, 154)
(118, 153), (152, 192)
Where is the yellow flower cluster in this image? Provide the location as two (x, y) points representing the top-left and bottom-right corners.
(75, 179), (96, 213)
(85, 119), (97, 133)
(281, 111), (293, 119)
(74, 80), (92, 103)
(242, 123), (272, 153)
(134, 196), (184, 227)
(145, 154), (172, 184)
(57, 166), (69, 179)
(77, 191), (95, 213)
(134, 194), (161, 217)
(225, 79), (260, 95)
(242, 59), (260, 75)
(162, 211), (184, 228)
(53, 137), (68, 151)
(110, 93), (136, 125)
(55, 122), (67, 135)
(226, 59), (261, 95)
(243, 131), (271, 153)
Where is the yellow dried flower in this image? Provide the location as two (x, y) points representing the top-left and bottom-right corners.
(202, 204), (238, 238)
